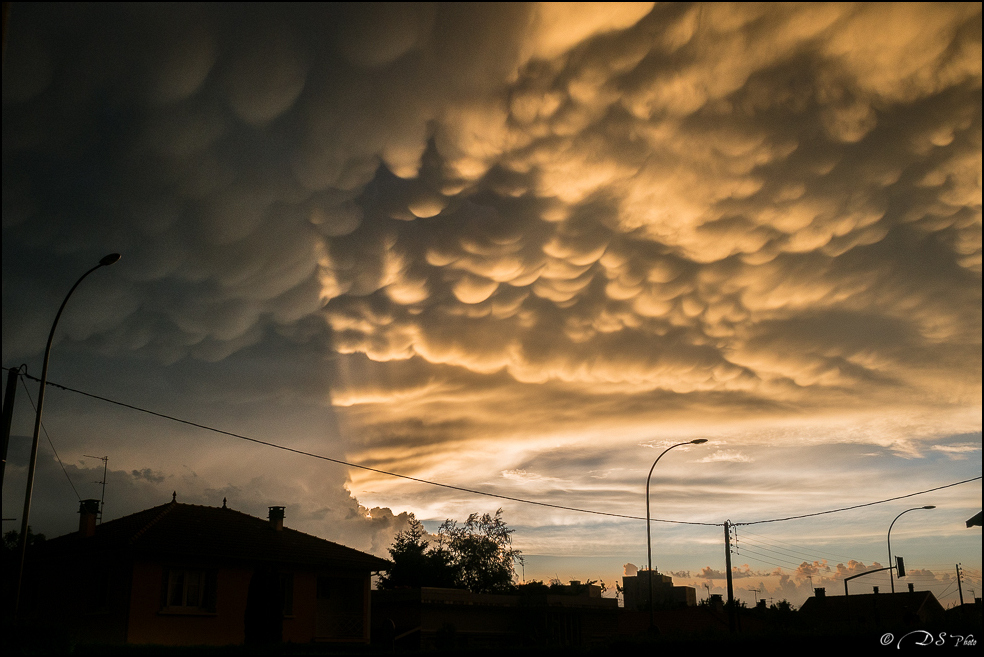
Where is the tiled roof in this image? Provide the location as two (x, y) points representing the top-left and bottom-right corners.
(33, 501), (390, 570)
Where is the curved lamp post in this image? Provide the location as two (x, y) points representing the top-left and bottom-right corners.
(888, 505), (934, 593)
(15, 253), (121, 614)
(646, 438), (707, 628)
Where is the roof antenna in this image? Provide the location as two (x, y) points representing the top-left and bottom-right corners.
(222, 497), (227, 509)
(83, 455), (108, 523)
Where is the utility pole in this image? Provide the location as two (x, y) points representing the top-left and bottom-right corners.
(1, 365), (22, 489)
(724, 520), (736, 633)
(956, 564), (964, 606)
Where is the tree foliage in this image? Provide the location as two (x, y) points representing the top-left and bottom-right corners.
(2, 528), (45, 551)
(377, 516), (457, 589)
(379, 509), (522, 594)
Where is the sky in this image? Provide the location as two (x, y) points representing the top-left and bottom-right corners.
(2, 3), (981, 609)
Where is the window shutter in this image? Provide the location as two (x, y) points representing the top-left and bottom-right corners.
(204, 570), (218, 612)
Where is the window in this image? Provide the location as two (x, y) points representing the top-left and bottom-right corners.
(161, 568), (217, 613)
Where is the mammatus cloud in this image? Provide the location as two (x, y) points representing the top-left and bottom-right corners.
(5, 3), (978, 413)
(2, 4), (980, 562)
(318, 3), (981, 486)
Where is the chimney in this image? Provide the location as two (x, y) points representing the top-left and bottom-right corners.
(908, 583), (915, 593)
(79, 499), (100, 537)
(873, 586), (879, 594)
(815, 587), (826, 598)
(268, 506), (285, 531)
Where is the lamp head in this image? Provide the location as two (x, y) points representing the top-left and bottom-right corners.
(99, 253), (122, 266)
(922, 505), (936, 510)
(690, 439), (708, 444)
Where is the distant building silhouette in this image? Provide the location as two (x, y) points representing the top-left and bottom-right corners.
(372, 585), (619, 650)
(20, 498), (389, 646)
(799, 587), (946, 631)
(621, 569), (697, 609)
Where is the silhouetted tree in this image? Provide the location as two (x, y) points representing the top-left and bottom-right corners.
(3, 528), (45, 551)
(770, 598), (796, 613)
(377, 515), (457, 589)
(437, 509), (522, 593)
(516, 580), (551, 595)
(517, 578), (606, 597)
(379, 510), (522, 593)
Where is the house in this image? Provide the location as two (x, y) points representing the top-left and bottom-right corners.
(21, 497), (390, 646)
(799, 587), (946, 631)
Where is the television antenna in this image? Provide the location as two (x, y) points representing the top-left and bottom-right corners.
(83, 455), (108, 523)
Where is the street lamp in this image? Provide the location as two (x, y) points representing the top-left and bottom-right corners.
(646, 438), (708, 629)
(888, 505), (935, 593)
(15, 253), (121, 614)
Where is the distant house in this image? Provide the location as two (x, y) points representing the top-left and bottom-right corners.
(799, 587), (946, 630)
(22, 498), (389, 646)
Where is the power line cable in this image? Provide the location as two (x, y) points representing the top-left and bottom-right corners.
(738, 535), (827, 563)
(4, 368), (714, 526)
(737, 537), (956, 589)
(739, 528), (862, 563)
(731, 545), (803, 569)
(737, 534), (944, 580)
(734, 477), (981, 525)
(742, 529), (854, 562)
(5, 367), (979, 527)
(741, 543), (848, 574)
(16, 373), (81, 502)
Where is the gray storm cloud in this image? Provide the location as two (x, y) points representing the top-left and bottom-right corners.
(1, 444), (412, 556)
(5, 3), (978, 360)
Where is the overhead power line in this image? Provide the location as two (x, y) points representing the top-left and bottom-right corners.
(734, 477), (981, 525)
(16, 373), (81, 502)
(4, 368), (713, 526)
(738, 528), (860, 564)
(5, 367), (980, 527)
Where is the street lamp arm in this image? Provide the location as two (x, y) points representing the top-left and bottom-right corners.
(646, 438), (709, 542)
(15, 254), (120, 615)
(41, 262), (110, 365)
(645, 443), (690, 534)
(887, 505), (935, 594)
(645, 438), (707, 629)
